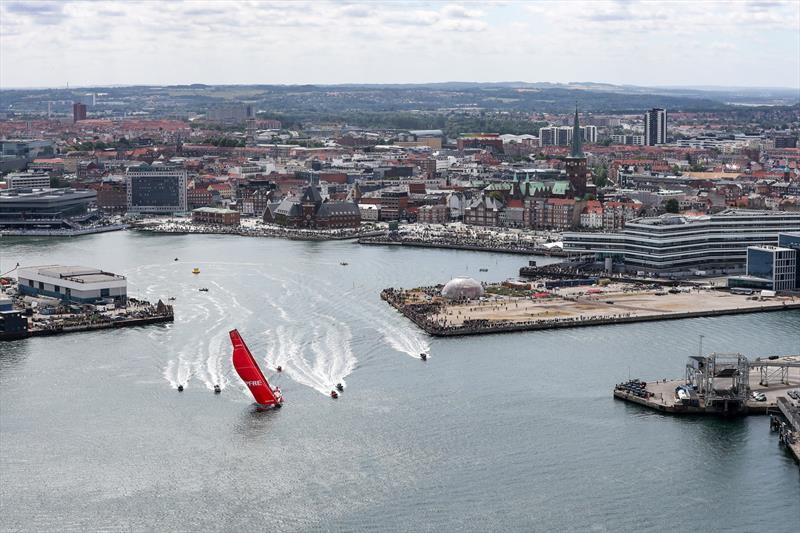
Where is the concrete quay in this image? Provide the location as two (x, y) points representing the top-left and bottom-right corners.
(382, 283), (800, 337)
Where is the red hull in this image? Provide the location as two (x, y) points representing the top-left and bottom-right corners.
(230, 329), (283, 406)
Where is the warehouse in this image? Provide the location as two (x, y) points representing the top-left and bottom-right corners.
(17, 265), (127, 304)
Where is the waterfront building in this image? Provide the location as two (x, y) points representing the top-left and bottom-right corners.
(563, 210), (800, 274)
(778, 232), (800, 288)
(417, 204), (449, 224)
(191, 207), (240, 226)
(464, 194), (502, 227)
(746, 246), (797, 291)
(125, 165), (188, 214)
(17, 265), (127, 304)
(0, 188), (97, 230)
(644, 108), (667, 146)
(5, 172), (51, 190)
(263, 185), (360, 229)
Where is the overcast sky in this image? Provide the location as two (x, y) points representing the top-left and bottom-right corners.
(1, 0), (798, 89)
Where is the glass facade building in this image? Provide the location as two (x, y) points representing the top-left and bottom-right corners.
(126, 166), (188, 214)
(564, 210), (800, 274)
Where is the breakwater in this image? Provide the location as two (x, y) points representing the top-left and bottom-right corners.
(359, 238), (544, 255)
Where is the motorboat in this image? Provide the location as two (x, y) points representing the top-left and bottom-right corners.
(168, 297), (176, 301)
(340, 262), (349, 266)
(420, 353), (428, 361)
(177, 385), (184, 392)
(192, 268), (200, 274)
(174, 258), (179, 261)
(213, 384), (221, 394)
(335, 383), (344, 392)
(199, 288), (209, 292)
(330, 390), (339, 399)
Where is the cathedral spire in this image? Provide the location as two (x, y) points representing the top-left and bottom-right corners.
(571, 103), (583, 158)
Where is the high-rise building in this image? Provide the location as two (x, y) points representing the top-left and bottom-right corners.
(563, 107), (588, 197)
(125, 165), (188, 214)
(72, 103), (87, 123)
(644, 108), (667, 146)
(539, 125), (596, 147)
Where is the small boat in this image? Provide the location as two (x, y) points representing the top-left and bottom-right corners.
(479, 268), (488, 272)
(192, 268), (200, 274)
(213, 384), (221, 394)
(177, 385), (184, 392)
(420, 353), (428, 361)
(335, 383), (344, 392)
(168, 297), (176, 301)
(340, 262), (349, 266)
(199, 287), (209, 292)
(276, 365), (282, 372)
(230, 329), (284, 408)
(330, 390), (339, 399)
(174, 258), (179, 261)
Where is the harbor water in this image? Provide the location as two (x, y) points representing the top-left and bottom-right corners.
(1, 231), (799, 532)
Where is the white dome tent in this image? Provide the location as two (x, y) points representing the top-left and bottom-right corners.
(441, 277), (484, 300)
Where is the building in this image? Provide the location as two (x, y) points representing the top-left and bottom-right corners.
(564, 210), (800, 274)
(774, 136), (797, 149)
(464, 194), (502, 227)
(745, 246), (797, 291)
(417, 204), (449, 224)
(126, 165), (188, 214)
(206, 104), (254, 124)
(192, 207), (241, 226)
(644, 108), (667, 146)
(0, 188), (97, 230)
(95, 181), (127, 212)
(263, 185), (360, 229)
(610, 134), (645, 146)
(5, 172), (51, 190)
(380, 189), (409, 221)
(564, 107), (588, 197)
(17, 265), (127, 304)
(358, 204), (380, 221)
(73, 102), (87, 122)
(540, 125), (596, 147)
(778, 232), (800, 288)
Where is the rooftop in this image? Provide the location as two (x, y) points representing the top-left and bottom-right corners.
(19, 265), (126, 284)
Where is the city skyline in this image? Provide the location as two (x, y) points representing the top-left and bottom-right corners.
(1, 0), (799, 89)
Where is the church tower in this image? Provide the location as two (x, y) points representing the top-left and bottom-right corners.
(564, 105), (588, 197)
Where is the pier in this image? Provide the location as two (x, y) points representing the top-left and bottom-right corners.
(613, 354), (800, 463)
(382, 282), (800, 337)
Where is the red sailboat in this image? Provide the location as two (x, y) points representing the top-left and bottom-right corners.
(230, 329), (283, 408)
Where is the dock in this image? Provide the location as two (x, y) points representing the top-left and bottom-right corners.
(613, 354), (800, 464)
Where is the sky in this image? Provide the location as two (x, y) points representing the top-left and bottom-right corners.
(1, 0), (799, 89)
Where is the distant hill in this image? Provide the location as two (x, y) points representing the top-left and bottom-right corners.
(1, 81), (797, 117)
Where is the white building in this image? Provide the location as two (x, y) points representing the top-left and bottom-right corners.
(6, 172), (51, 190)
(358, 204), (380, 221)
(18, 265), (127, 304)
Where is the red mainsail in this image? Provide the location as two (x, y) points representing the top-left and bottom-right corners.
(230, 329), (281, 406)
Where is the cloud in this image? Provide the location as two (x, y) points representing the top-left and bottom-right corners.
(0, 0), (797, 88)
